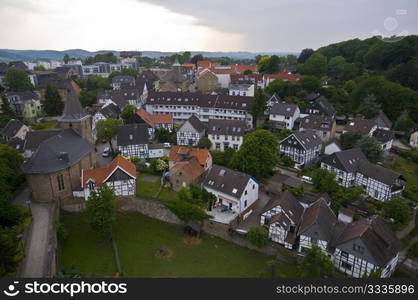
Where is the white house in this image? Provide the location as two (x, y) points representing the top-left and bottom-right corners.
(176, 115), (205, 146)
(269, 102), (300, 130)
(208, 119), (246, 151)
(410, 124), (418, 149)
(203, 165), (259, 223)
(92, 103), (120, 140)
(117, 123), (151, 159)
(260, 191), (304, 249)
(372, 128), (394, 153)
(228, 82), (255, 96)
(81, 155), (136, 200)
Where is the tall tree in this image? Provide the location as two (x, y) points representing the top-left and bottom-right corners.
(297, 48), (314, 64)
(311, 168), (340, 195)
(383, 197), (410, 225)
(63, 54), (70, 64)
(356, 136), (383, 163)
(0, 96), (16, 128)
(85, 185), (117, 239)
(230, 130), (278, 179)
(299, 53), (328, 77)
(96, 118), (122, 155)
(251, 88), (268, 125)
(4, 69), (34, 91)
(191, 54), (204, 65)
(0, 226), (22, 276)
(120, 104), (137, 123)
(297, 246), (335, 277)
(43, 85), (64, 116)
(357, 94), (381, 119)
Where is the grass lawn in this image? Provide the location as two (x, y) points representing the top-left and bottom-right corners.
(32, 120), (58, 131)
(136, 174), (178, 202)
(60, 212), (294, 278)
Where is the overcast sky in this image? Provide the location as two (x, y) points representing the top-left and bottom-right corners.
(0, 0), (417, 52)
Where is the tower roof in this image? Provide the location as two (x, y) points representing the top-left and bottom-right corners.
(60, 86), (88, 122)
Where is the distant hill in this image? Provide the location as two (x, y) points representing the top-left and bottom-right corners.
(0, 49), (297, 62)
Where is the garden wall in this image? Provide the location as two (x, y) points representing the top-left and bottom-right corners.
(117, 196), (183, 225)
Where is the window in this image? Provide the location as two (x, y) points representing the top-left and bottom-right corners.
(341, 262), (352, 271)
(88, 181), (95, 191)
(252, 184), (255, 189)
(374, 190), (379, 198)
(341, 251), (349, 259)
(244, 190), (248, 195)
(57, 174), (65, 191)
(244, 200), (247, 207)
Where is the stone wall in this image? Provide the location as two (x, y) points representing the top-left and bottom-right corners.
(117, 196), (183, 225)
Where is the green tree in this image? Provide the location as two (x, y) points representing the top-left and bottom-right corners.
(340, 132), (363, 150)
(164, 200), (211, 222)
(182, 51), (191, 63)
(311, 168), (339, 195)
(356, 136), (383, 163)
(86, 185), (117, 239)
(297, 48), (314, 64)
(383, 197), (410, 225)
(210, 148), (235, 167)
(258, 55), (281, 74)
(299, 75), (321, 92)
(197, 137), (212, 149)
(280, 155), (292, 167)
(108, 68), (138, 80)
(4, 68), (34, 91)
(43, 85), (64, 116)
(243, 69), (253, 75)
(247, 226), (268, 248)
(0, 96), (16, 128)
(154, 127), (176, 144)
(79, 90), (97, 108)
(191, 54), (204, 65)
(0, 226), (22, 276)
(63, 54), (70, 64)
(120, 104), (137, 123)
(297, 246), (335, 277)
(327, 56), (346, 80)
(33, 65), (46, 71)
(299, 53), (328, 77)
(357, 94), (381, 119)
(96, 118), (122, 155)
(0, 144), (25, 192)
(230, 130), (278, 179)
(394, 112), (415, 133)
(251, 88), (268, 123)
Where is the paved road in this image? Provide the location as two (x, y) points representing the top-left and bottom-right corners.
(96, 139), (115, 167)
(13, 186), (52, 278)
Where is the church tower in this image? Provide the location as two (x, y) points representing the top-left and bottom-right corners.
(58, 87), (93, 144)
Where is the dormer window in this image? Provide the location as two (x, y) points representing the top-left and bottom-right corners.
(88, 181), (95, 191)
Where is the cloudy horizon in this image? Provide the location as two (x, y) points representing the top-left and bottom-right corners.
(0, 0), (417, 53)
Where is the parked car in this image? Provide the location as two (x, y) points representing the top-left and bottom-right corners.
(301, 175), (313, 184)
(102, 147), (110, 157)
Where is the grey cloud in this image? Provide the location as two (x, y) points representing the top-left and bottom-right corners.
(139, 0), (418, 51)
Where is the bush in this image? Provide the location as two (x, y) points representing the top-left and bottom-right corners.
(408, 242), (418, 260)
(383, 197), (411, 225)
(280, 155), (292, 167)
(164, 200), (211, 222)
(247, 226), (268, 248)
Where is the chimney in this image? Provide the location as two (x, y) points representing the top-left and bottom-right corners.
(338, 208), (354, 224)
(59, 152), (69, 163)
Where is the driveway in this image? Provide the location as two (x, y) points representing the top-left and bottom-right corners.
(237, 190), (271, 230)
(95, 138), (115, 167)
(13, 186), (52, 278)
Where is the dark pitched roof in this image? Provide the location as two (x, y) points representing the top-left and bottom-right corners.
(374, 111), (392, 129)
(208, 119), (246, 136)
(299, 198), (336, 241)
(305, 93), (320, 101)
(1, 119), (25, 139)
(269, 102), (298, 117)
(22, 129), (93, 174)
(146, 91), (254, 112)
(334, 216), (400, 267)
(343, 118), (376, 135)
(269, 173), (302, 188)
(112, 75), (135, 84)
(59, 86), (88, 122)
(99, 103), (120, 119)
(7, 137), (25, 152)
(24, 129), (62, 152)
(321, 148), (367, 173)
(314, 96), (336, 116)
(267, 93), (283, 105)
(373, 128), (394, 144)
(160, 68), (188, 83)
(292, 130), (322, 150)
(297, 191), (331, 206)
(37, 78), (74, 90)
(185, 115), (205, 133)
(117, 123), (149, 146)
(97, 88), (142, 107)
(356, 160), (402, 185)
(203, 164), (253, 199)
(6, 91), (39, 101)
(262, 190), (304, 225)
(300, 115), (334, 132)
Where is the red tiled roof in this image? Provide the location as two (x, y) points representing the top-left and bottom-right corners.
(171, 157), (204, 181)
(181, 63), (196, 69)
(168, 146), (210, 166)
(264, 72), (303, 82)
(197, 60), (220, 69)
(137, 108), (173, 127)
(82, 155), (136, 188)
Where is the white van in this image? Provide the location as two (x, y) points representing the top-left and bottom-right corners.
(301, 176), (313, 184)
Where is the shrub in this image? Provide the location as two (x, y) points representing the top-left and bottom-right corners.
(164, 200), (211, 222)
(247, 226), (268, 248)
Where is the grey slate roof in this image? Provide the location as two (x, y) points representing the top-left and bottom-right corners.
(299, 198), (336, 242)
(1, 119), (25, 139)
(186, 115), (205, 133)
(321, 148), (367, 173)
(343, 118), (376, 135)
(112, 75), (135, 84)
(59, 87), (88, 122)
(314, 96), (336, 116)
(292, 130), (322, 150)
(374, 111), (392, 129)
(373, 128), (394, 144)
(99, 103), (120, 119)
(269, 102), (298, 117)
(262, 190), (304, 225)
(208, 119), (246, 137)
(22, 129), (93, 174)
(117, 123), (149, 146)
(356, 160), (403, 185)
(24, 129), (62, 153)
(333, 216), (400, 267)
(300, 115), (334, 132)
(203, 164), (253, 199)
(6, 91), (39, 101)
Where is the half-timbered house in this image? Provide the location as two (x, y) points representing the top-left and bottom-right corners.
(176, 115), (205, 146)
(117, 123), (150, 158)
(82, 155), (136, 200)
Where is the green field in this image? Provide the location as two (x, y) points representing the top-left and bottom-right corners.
(60, 212), (293, 278)
(136, 174), (178, 201)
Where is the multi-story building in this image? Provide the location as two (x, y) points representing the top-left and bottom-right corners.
(81, 62), (137, 77)
(299, 114), (336, 143)
(117, 123), (153, 159)
(301, 93), (336, 118)
(269, 102), (300, 130)
(321, 148), (405, 201)
(228, 81), (255, 96)
(208, 119), (246, 151)
(92, 103), (121, 140)
(176, 115), (205, 146)
(111, 75), (136, 90)
(5, 91), (42, 123)
(145, 91), (254, 127)
(1, 119), (30, 141)
(279, 130), (323, 167)
(196, 69), (220, 94)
